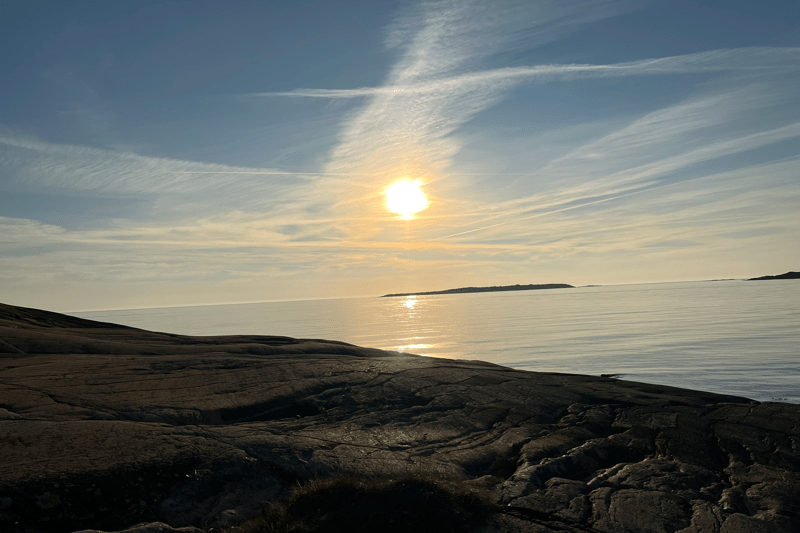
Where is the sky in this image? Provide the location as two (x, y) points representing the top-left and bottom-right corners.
(1, 0), (799, 312)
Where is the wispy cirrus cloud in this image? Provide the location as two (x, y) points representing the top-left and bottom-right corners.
(480, 89), (800, 219)
(312, 0), (639, 195)
(420, 154), (800, 270)
(254, 47), (800, 99)
(382, 0), (633, 82)
(0, 136), (310, 198)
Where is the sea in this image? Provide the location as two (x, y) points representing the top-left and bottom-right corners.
(72, 280), (800, 404)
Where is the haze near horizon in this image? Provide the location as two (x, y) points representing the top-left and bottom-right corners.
(1, 0), (799, 312)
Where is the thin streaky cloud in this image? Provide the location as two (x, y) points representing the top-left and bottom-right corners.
(431, 188), (657, 242)
(479, 86), (800, 216)
(253, 47), (800, 99)
(495, 119), (800, 221)
(430, 105), (799, 229)
(162, 171), (378, 176)
(0, 136), (313, 199)
(429, 222), (507, 241)
(381, 0), (629, 83)
(480, 157), (800, 246)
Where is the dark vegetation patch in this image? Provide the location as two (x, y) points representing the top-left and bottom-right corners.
(228, 473), (498, 533)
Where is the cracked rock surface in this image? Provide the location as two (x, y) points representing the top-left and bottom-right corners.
(1, 302), (798, 533)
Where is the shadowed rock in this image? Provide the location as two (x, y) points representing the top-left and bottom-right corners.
(1, 302), (798, 532)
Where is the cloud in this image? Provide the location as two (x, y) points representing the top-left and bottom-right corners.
(0, 136), (307, 196)
(0, 133), (364, 250)
(449, 154), (800, 254)
(278, 1), (638, 213)
(425, 81), (800, 234)
(383, 0), (635, 81)
(0, 136), (330, 228)
(0, 217), (67, 245)
(254, 47), (800, 99)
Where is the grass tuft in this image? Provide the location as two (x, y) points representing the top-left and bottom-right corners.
(228, 473), (498, 533)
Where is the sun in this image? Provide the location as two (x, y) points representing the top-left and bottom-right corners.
(385, 180), (428, 218)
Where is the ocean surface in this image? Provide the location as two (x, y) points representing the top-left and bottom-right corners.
(73, 280), (800, 404)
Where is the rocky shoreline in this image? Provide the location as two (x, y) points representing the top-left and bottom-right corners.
(1, 302), (799, 532)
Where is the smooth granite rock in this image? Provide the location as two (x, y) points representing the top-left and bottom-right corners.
(1, 302), (798, 532)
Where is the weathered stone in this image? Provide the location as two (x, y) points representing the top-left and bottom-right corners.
(1, 302), (799, 533)
(720, 513), (790, 533)
(73, 523), (201, 533)
(589, 487), (692, 532)
(510, 477), (590, 524)
(676, 500), (725, 532)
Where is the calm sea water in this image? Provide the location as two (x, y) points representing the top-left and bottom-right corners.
(73, 280), (800, 404)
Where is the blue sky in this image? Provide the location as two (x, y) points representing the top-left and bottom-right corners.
(1, 0), (799, 311)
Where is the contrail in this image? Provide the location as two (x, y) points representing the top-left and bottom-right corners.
(250, 47), (800, 99)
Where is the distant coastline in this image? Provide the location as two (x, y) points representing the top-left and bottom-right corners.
(380, 271), (799, 297)
(748, 271), (800, 281)
(380, 283), (573, 298)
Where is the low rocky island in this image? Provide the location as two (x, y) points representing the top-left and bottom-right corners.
(748, 271), (800, 281)
(1, 302), (799, 533)
(381, 283), (574, 298)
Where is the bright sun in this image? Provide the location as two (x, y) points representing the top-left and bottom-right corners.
(385, 180), (428, 218)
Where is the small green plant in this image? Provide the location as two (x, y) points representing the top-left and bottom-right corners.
(229, 473), (498, 533)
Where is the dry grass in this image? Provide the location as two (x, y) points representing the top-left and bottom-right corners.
(228, 473), (498, 533)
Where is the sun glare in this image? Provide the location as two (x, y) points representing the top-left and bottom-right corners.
(386, 180), (428, 218)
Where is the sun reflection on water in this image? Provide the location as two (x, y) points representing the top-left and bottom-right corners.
(391, 295), (447, 356)
(395, 342), (432, 353)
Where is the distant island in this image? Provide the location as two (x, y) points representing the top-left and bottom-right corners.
(748, 271), (800, 281)
(381, 283), (573, 298)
